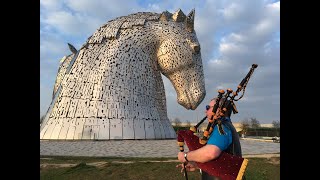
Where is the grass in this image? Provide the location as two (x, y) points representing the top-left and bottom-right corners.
(40, 155), (175, 164)
(40, 156), (280, 180)
(245, 157), (280, 180)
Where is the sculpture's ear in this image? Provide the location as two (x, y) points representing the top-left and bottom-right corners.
(172, 8), (186, 22)
(159, 10), (172, 22)
(68, 43), (77, 54)
(59, 55), (67, 64)
(185, 9), (195, 32)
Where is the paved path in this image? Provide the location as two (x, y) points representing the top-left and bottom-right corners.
(40, 139), (280, 158)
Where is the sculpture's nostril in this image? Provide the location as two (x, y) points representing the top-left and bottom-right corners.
(194, 45), (200, 53)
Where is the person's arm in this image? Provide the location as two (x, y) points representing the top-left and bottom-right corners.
(177, 123), (232, 163)
(187, 144), (222, 163)
(178, 144), (222, 163)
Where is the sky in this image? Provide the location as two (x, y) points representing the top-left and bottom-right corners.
(40, 0), (280, 124)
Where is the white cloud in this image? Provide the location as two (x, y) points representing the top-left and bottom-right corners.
(147, 3), (162, 12)
(219, 42), (249, 56)
(199, 0), (279, 123)
(208, 58), (233, 70)
(222, 2), (243, 20)
(42, 11), (100, 36)
(221, 0), (265, 24)
(267, 1), (280, 11)
(65, 0), (142, 18)
(241, 96), (265, 103)
(40, 32), (68, 60)
(40, 0), (63, 10)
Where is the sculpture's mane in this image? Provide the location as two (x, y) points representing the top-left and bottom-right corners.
(87, 12), (161, 44)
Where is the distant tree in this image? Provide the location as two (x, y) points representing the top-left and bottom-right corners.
(170, 118), (174, 123)
(240, 118), (250, 136)
(172, 117), (182, 127)
(185, 120), (191, 127)
(250, 117), (260, 128)
(272, 120), (280, 129)
(272, 120), (280, 136)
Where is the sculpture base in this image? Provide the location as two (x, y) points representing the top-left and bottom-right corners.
(40, 117), (176, 140)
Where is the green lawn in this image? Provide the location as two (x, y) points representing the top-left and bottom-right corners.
(40, 156), (280, 180)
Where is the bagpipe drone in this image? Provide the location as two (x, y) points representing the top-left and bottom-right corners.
(177, 64), (258, 180)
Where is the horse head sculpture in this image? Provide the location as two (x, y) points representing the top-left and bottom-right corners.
(40, 9), (206, 140)
(156, 9), (205, 110)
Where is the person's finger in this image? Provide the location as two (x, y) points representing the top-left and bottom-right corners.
(181, 168), (185, 173)
(176, 164), (183, 168)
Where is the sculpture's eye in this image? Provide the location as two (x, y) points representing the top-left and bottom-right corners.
(191, 43), (200, 54)
(186, 39), (200, 54)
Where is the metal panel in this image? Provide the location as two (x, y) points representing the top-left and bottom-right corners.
(82, 118), (98, 139)
(98, 118), (110, 140)
(161, 120), (170, 139)
(145, 119), (155, 139)
(40, 10), (204, 140)
(158, 121), (166, 139)
(50, 118), (63, 139)
(153, 120), (162, 139)
(74, 118), (86, 139)
(91, 125), (100, 139)
(66, 125), (76, 140)
(122, 118), (134, 139)
(109, 118), (122, 139)
(40, 118), (51, 139)
(42, 118), (58, 139)
(134, 119), (145, 139)
(82, 125), (92, 140)
(67, 99), (79, 118)
(58, 118), (71, 140)
(66, 118), (77, 139)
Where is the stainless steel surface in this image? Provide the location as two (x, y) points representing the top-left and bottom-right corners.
(40, 9), (206, 140)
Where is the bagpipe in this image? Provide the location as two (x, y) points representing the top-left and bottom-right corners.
(177, 64), (258, 180)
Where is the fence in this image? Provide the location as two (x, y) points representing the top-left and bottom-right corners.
(244, 128), (280, 137)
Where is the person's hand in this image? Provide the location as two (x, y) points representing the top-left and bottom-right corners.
(176, 162), (198, 174)
(177, 152), (186, 163)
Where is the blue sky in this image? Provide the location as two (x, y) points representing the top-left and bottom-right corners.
(40, 0), (280, 124)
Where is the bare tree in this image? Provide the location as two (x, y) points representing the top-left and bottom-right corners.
(250, 117), (260, 128)
(272, 120), (280, 136)
(185, 120), (191, 127)
(240, 118), (250, 136)
(170, 118), (174, 124)
(172, 117), (182, 127)
(272, 120), (280, 129)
